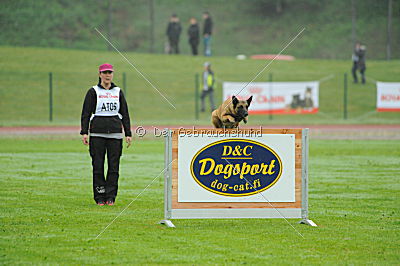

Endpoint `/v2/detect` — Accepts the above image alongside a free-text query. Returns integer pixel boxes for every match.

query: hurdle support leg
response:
[299,219,317,227]
[159,219,176,228]
[300,129,317,227]
[160,129,175,228]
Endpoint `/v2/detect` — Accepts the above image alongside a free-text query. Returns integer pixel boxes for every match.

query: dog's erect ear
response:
[247,96,253,107]
[232,95,239,107]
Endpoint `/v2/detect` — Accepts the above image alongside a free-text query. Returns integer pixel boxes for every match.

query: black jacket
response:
[166,22,182,41]
[188,24,200,44]
[354,48,366,67]
[203,17,213,35]
[80,82,132,136]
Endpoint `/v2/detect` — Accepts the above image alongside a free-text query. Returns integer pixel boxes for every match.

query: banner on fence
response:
[376,82,400,112]
[223,81,319,114]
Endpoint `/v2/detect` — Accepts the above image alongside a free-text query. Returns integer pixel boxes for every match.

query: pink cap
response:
[99,63,114,72]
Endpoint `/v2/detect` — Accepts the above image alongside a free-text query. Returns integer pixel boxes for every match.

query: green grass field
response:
[1,136,399,264]
[1,46,400,126]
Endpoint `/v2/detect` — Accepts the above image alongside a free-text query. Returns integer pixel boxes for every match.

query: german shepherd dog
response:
[212,96,253,128]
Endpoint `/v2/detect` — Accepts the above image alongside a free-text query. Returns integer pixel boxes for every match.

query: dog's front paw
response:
[224,117,235,123]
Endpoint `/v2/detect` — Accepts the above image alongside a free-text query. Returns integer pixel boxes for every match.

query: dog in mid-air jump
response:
[212,95,253,128]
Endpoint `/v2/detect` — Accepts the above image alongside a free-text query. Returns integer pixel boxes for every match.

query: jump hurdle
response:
[160,128,316,228]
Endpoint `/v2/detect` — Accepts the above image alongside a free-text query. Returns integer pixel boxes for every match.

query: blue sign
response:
[190,139,282,197]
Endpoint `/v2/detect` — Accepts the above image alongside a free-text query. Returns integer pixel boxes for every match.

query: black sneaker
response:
[106,199,115,206]
[97,200,106,206]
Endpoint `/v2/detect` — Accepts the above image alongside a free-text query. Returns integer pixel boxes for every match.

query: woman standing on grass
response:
[80,63,132,206]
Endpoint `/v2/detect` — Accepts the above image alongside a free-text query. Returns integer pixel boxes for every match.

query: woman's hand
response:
[126,136,132,148]
[82,134,89,145]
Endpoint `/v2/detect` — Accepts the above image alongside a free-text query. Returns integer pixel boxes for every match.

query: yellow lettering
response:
[214,164,224,175]
[234,164,241,175]
[261,163,269,175]
[232,145,242,156]
[240,162,251,179]
[223,164,233,179]
[222,146,232,156]
[250,164,260,175]
[199,158,215,175]
[267,160,276,175]
[243,146,253,156]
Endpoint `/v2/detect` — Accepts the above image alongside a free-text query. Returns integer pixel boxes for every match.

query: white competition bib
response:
[91,85,121,119]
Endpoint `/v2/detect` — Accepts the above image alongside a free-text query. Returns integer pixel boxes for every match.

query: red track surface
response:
[1,125,399,139]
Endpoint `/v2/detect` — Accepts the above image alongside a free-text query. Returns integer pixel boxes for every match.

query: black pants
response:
[352,62,366,84]
[190,42,198,55]
[169,39,179,54]
[89,137,122,203]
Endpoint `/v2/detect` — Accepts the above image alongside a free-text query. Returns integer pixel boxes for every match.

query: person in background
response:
[201,62,215,112]
[166,14,182,54]
[202,11,213,56]
[352,42,367,84]
[188,17,200,56]
[80,63,132,206]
